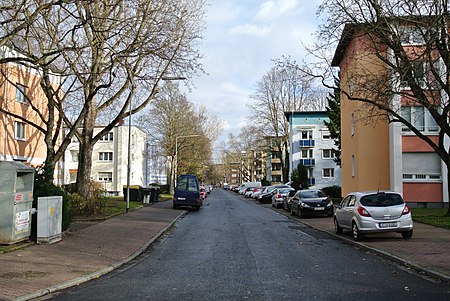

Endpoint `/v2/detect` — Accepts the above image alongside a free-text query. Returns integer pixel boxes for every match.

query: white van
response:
[238,182,262,194]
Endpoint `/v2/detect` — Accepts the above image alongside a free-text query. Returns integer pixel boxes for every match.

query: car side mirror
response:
[335,204,341,209]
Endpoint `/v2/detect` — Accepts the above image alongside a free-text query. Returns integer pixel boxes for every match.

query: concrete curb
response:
[14,210,187,301]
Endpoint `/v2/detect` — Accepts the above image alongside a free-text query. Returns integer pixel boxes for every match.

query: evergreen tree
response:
[324,78,341,166]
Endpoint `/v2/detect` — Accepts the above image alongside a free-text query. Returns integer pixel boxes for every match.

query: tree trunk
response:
[281,139,290,183]
[76,108,96,197]
[447,163,450,217]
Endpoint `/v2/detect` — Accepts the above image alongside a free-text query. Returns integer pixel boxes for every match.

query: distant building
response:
[62,124,147,196]
[285,111,341,189]
[265,137,284,184]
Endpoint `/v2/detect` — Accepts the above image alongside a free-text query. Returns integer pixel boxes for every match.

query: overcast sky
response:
[185,0,324,151]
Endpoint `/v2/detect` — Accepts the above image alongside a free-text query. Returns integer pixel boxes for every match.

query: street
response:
[42,189,450,301]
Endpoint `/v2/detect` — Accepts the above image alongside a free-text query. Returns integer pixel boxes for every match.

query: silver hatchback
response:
[334,191,413,240]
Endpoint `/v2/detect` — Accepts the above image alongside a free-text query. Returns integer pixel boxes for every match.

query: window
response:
[301,149,313,159]
[98,152,113,161]
[301,130,313,140]
[351,113,355,136]
[99,132,114,141]
[399,26,426,45]
[401,106,438,133]
[322,149,335,159]
[70,150,79,162]
[14,121,26,140]
[323,168,335,178]
[322,131,331,140]
[98,172,112,182]
[400,60,425,89]
[16,84,27,103]
[351,155,355,177]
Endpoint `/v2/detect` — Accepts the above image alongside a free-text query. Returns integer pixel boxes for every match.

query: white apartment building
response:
[285,111,341,189]
[61,124,147,196]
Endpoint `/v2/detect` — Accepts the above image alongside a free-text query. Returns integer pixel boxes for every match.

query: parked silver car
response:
[334,191,413,240]
[272,187,295,208]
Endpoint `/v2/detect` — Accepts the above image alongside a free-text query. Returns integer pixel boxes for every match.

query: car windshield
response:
[300,190,325,198]
[279,188,293,194]
[360,193,404,207]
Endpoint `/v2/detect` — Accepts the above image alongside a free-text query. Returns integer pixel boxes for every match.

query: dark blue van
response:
[173,174,202,210]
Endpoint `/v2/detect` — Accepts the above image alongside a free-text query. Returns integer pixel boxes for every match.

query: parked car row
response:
[226,184,414,241]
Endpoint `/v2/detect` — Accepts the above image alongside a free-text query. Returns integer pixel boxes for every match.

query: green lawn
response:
[411,208,450,230]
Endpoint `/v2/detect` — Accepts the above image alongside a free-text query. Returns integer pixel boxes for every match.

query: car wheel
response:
[173,203,177,209]
[352,222,362,241]
[401,230,413,239]
[334,218,343,234]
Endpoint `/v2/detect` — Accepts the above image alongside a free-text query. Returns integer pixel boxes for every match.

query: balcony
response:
[299,139,315,148]
[299,159,315,166]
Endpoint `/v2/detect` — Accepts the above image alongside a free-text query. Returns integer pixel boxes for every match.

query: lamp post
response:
[174,134,200,192]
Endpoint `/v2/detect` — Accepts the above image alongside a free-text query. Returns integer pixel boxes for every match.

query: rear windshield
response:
[300,190,325,198]
[176,176,199,192]
[360,193,404,207]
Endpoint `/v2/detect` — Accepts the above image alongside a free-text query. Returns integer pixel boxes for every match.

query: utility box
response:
[0,161,35,245]
[37,196,62,244]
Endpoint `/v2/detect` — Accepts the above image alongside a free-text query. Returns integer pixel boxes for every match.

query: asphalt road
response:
[43,189,450,301]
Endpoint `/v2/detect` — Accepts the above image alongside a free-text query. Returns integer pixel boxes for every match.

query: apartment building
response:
[332,22,448,207]
[285,111,341,189]
[0,48,60,166]
[265,137,284,184]
[62,124,147,196]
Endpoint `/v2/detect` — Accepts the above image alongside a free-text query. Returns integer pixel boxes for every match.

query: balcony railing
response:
[299,139,315,147]
[299,159,315,166]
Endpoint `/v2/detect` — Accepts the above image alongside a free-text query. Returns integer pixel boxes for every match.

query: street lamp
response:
[173,134,200,192]
[126,76,186,212]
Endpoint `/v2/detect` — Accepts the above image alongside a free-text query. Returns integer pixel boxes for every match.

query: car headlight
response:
[300,202,310,208]
[327,200,333,207]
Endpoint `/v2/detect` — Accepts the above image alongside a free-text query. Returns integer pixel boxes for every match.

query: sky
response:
[185,0,324,151]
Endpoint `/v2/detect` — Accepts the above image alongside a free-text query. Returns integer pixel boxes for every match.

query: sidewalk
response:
[1,199,449,301]
[0,201,184,301]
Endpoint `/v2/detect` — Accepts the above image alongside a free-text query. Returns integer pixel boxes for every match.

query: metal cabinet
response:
[0,161,35,245]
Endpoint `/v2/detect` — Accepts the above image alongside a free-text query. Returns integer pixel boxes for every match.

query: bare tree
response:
[316,0,450,214]
[1,1,206,196]
[248,56,322,182]
[138,82,222,193]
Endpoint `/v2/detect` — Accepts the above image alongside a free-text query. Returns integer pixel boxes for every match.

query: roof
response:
[331,23,361,67]
[284,111,329,120]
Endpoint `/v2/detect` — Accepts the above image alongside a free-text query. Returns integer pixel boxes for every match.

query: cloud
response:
[256,0,300,20]
[230,24,273,36]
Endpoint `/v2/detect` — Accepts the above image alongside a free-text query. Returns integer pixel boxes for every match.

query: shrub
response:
[69,181,107,216]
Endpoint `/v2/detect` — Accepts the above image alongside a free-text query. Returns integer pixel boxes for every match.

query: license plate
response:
[314,207,325,211]
[379,222,397,228]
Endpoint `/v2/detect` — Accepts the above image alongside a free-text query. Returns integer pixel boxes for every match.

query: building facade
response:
[0,48,61,167]
[265,137,284,184]
[332,23,448,207]
[62,125,147,196]
[285,111,341,189]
